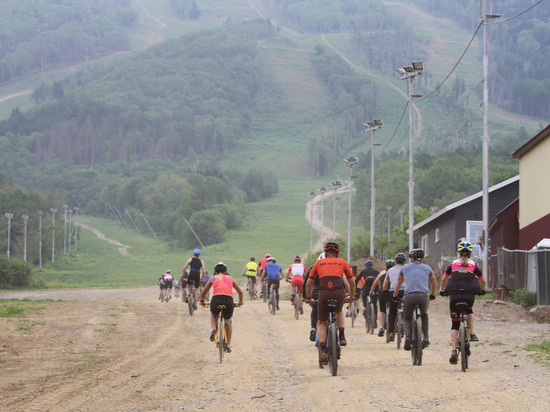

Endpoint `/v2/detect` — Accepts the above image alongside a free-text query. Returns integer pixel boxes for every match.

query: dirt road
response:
[0,286,548,412]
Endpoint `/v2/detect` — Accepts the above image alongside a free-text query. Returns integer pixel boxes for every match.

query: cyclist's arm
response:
[393,275,404,297]
[200,279,213,302]
[286,267,291,281]
[382,277,390,292]
[242,266,247,276]
[440,273,449,292]
[479,274,487,291]
[232,280,244,305]
[370,270,385,292]
[181,259,190,275]
[304,277,314,299]
[429,273,437,295]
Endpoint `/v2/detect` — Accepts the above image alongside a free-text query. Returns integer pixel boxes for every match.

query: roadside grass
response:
[523,340,550,364]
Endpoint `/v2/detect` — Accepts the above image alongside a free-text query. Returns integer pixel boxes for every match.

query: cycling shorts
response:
[317,288,346,322]
[291,276,304,292]
[188,271,201,288]
[160,280,172,289]
[210,295,235,320]
[246,275,257,284]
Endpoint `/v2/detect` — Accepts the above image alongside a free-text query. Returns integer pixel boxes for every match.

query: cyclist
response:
[440,241,486,365]
[355,260,379,322]
[286,255,307,314]
[303,253,323,342]
[393,249,437,351]
[304,241,355,362]
[383,252,407,341]
[202,270,211,302]
[174,277,180,298]
[182,249,206,309]
[200,262,244,353]
[157,270,173,300]
[179,270,189,302]
[242,257,259,298]
[257,253,272,298]
[261,256,283,310]
[370,259,395,336]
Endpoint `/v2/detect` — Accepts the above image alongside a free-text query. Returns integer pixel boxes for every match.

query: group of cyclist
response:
[157,238,485,366]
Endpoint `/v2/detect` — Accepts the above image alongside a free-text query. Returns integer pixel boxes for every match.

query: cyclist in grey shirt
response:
[393,249,436,351]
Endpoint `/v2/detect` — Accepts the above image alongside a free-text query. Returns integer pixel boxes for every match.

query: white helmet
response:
[317,252,326,261]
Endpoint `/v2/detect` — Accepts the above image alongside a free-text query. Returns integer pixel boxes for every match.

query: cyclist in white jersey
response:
[286,255,307,314]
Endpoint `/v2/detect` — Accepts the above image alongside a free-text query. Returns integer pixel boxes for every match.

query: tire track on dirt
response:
[78,223,132,256]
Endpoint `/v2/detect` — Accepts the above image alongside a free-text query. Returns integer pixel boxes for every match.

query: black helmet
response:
[324,241,340,253]
[214,262,227,273]
[409,249,425,260]
[395,252,406,264]
[385,259,395,268]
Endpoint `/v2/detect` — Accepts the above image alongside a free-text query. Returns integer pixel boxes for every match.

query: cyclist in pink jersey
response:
[200,262,244,353]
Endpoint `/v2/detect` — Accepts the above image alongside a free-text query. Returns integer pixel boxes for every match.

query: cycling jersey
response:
[308,257,353,291]
[444,258,483,296]
[356,267,379,292]
[212,274,233,297]
[264,262,282,280]
[244,261,259,276]
[288,263,307,278]
[386,265,405,291]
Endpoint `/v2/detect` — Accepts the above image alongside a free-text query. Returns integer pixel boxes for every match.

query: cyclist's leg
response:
[274,280,280,305]
[417,294,430,342]
[378,293,387,332]
[402,295,414,339]
[388,296,398,334]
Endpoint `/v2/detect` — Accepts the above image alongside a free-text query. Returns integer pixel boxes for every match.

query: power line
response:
[382,102,409,150]
[489,0,545,25]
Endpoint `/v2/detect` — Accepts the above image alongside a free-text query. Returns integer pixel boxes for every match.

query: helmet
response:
[395,252,406,264]
[385,259,395,268]
[265,253,272,258]
[193,249,201,256]
[214,262,227,273]
[267,257,276,262]
[250,257,255,261]
[294,255,301,262]
[364,260,373,268]
[166,269,171,273]
[317,252,326,261]
[457,241,473,256]
[409,249,425,260]
[324,241,340,253]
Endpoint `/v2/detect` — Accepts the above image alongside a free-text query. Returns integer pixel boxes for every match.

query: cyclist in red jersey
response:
[304,241,355,362]
[200,262,244,353]
[257,253,271,298]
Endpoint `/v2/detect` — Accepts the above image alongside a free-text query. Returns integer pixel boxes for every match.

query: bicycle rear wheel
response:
[218,318,225,364]
[367,303,376,334]
[248,278,255,300]
[188,288,195,316]
[459,322,468,372]
[327,323,338,376]
[396,311,403,350]
[262,282,267,302]
[350,301,356,328]
[294,288,300,320]
[413,317,423,365]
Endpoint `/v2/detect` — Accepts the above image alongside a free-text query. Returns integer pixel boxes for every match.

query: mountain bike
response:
[262,279,268,303]
[364,294,376,334]
[174,282,180,298]
[318,298,340,376]
[349,299,357,328]
[396,299,404,350]
[292,285,301,320]
[455,301,472,372]
[188,285,196,316]
[247,277,256,300]
[159,287,171,303]
[268,283,276,315]
[411,304,423,366]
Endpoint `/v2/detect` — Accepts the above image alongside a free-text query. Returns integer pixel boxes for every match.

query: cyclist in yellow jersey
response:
[200,262,244,353]
[242,257,259,298]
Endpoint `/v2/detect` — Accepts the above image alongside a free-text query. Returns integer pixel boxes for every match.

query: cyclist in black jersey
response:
[182,249,206,310]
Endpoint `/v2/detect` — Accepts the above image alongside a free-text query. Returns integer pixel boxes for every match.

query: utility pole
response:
[387,205,393,240]
[363,120,383,257]
[319,186,327,245]
[308,191,316,252]
[22,215,29,261]
[73,207,79,252]
[344,156,358,262]
[50,208,57,262]
[38,210,43,269]
[330,181,342,240]
[63,204,68,254]
[5,213,13,259]
[396,62,423,251]
[68,208,73,252]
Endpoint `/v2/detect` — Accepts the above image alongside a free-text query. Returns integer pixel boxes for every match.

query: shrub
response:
[0,257,32,289]
[509,288,537,307]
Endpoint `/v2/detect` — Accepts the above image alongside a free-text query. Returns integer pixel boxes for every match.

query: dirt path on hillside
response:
[0,286,548,411]
[78,223,132,256]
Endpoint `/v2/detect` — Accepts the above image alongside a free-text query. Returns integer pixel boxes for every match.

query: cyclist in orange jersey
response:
[304,241,355,362]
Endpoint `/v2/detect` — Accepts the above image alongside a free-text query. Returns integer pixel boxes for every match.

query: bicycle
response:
[188,285,196,316]
[410,304,423,366]
[268,283,276,315]
[262,279,268,303]
[174,283,180,298]
[386,298,403,348]
[455,301,471,372]
[292,285,301,320]
[364,294,376,334]
[317,298,340,376]
[349,299,357,328]
[203,303,235,364]
[247,277,256,300]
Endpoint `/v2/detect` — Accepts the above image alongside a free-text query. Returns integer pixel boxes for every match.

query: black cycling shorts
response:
[188,271,201,288]
[210,295,235,319]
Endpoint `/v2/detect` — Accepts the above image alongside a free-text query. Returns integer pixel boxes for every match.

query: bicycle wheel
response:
[413,317,423,366]
[218,318,225,364]
[188,288,195,316]
[368,303,376,334]
[294,287,300,320]
[317,335,324,369]
[350,301,356,328]
[327,323,338,376]
[459,322,468,372]
[271,285,276,315]
[396,311,403,350]
[262,282,267,302]
[248,278,255,300]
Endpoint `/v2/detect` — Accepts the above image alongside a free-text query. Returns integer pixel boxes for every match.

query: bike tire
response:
[218,318,225,364]
[271,285,276,315]
[368,303,376,334]
[249,279,255,300]
[459,322,468,372]
[188,288,195,316]
[262,282,267,302]
[328,323,338,376]
[414,317,423,366]
[350,301,356,328]
[294,291,299,320]
[396,312,403,350]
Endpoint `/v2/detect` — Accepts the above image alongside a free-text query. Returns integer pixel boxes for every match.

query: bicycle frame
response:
[455,302,471,372]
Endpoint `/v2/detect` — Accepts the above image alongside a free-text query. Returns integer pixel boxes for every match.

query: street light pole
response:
[68,208,73,252]
[387,205,393,240]
[330,181,342,240]
[74,207,79,252]
[344,156,358,262]
[50,208,57,262]
[399,208,405,230]
[63,204,68,255]
[5,213,13,259]
[481,1,501,280]
[363,120,383,257]
[319,186,327,245]
[22,215,29,261]
[308,191,316,252]
[38,210,43,269]
[396,62,423,251]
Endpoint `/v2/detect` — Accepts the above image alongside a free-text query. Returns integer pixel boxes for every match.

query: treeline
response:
[271,0,394,33]
[0,23,276,166]
[169,0,201,20]
[414,0,550,118]
[0,0,136,83]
